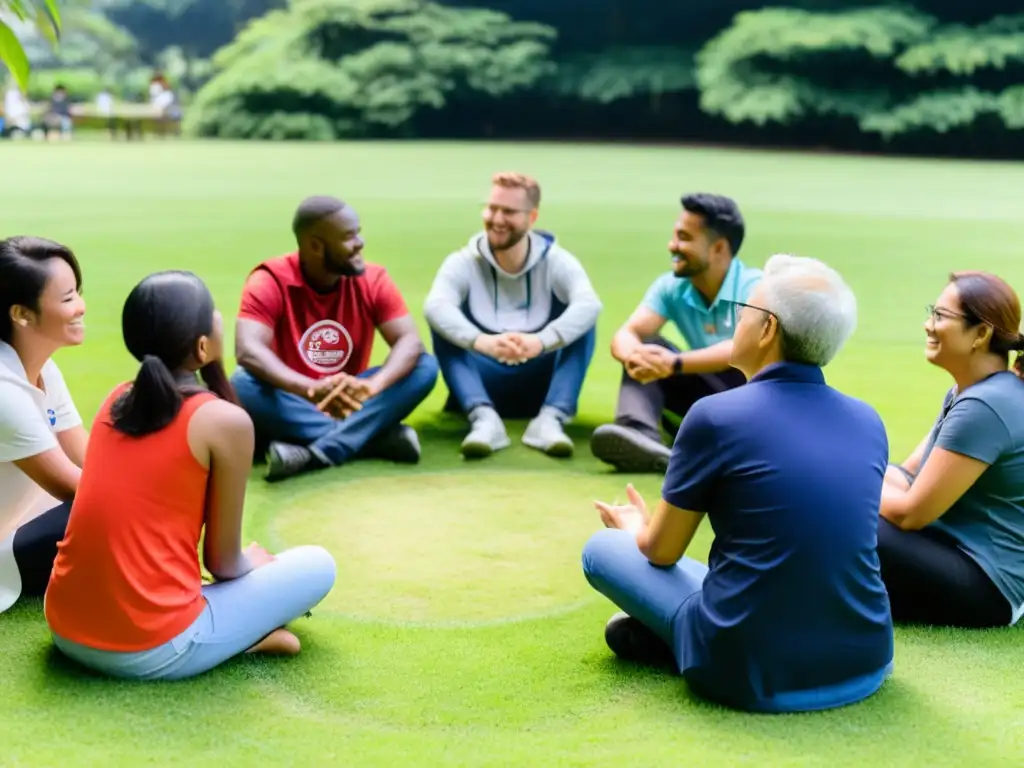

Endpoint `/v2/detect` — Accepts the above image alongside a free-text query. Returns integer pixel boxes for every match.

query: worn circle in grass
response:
[268,470,662,625]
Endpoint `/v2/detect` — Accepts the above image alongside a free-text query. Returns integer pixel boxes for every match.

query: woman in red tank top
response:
[44,270,336,681]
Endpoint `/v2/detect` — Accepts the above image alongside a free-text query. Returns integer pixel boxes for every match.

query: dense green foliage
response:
[696,7,1024,139]
[183,0,556,140]
[7,1,1024,156]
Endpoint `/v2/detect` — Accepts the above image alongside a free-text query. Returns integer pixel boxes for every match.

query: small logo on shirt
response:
[47,409,56,426]
[298,320,353,374]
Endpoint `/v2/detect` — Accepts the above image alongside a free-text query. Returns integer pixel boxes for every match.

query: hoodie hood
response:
[470,229,557,276]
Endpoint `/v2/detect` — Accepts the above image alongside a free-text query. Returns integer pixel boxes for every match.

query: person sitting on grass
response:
[423,172,602,459]
[231,195,438,482]
[879,271,1024,629]
[0,236,88,615]
[590,193,762,474]
[44,271,336,681]
[582,254,894,714]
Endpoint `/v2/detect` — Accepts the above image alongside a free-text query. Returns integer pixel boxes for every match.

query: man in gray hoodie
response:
[424,172,602,459]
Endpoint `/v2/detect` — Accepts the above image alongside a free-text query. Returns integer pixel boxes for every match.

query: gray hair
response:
[758,253,857,367]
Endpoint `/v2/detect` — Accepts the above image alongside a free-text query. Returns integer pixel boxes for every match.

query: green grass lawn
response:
[1,139,1023,766]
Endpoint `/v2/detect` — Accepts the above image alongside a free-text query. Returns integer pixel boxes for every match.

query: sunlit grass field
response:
[1,139,1022,766]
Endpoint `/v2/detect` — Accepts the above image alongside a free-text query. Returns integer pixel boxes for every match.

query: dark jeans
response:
[432,327,596,419]
[2,501,72,605]
[614,337,747,443]
[230,353,439,466]
[877,517,1010,628]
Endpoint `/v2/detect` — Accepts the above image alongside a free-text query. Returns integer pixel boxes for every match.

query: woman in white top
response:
[0,236,88,614]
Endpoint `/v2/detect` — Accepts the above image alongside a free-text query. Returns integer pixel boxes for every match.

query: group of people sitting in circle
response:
[1,171,1022,713]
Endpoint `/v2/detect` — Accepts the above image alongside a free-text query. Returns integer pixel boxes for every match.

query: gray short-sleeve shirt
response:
[922,371,1024,623]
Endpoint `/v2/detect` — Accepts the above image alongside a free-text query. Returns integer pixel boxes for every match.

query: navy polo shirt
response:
[663,362,894,712]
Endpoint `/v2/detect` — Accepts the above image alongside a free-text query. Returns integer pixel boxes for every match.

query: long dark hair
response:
[0,236,83,344]
[950,271,1024,380]
[111,271,238,437]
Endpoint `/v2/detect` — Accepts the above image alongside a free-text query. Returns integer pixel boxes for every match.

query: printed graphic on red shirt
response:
[297,319,354,374]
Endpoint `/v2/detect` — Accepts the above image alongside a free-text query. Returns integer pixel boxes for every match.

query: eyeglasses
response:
[925,304,968,324]
[725,300,782,329]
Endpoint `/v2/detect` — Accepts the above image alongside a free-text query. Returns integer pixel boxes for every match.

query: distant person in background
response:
[423,172,602,459]
[232,195,438,482]
[583,254,894,713]
[45,271,336,680]
[590,193,762,473]
[43,84,72,141]
[0,236,87,615]
[879,271,1024,629]
[2,85,32,138]
[95,88,116,140]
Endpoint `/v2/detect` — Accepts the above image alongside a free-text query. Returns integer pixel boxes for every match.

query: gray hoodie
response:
[424,229,602,351]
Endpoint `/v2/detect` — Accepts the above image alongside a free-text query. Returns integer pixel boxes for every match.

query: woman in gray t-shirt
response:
[879,271,1024,628]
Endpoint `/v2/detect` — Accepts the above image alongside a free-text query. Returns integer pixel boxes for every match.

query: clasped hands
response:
[624,344,679,384]
[306,373,378,419]
[473,332,544,365]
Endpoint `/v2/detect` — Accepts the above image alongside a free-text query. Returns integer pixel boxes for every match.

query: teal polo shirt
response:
[641,258,763,350]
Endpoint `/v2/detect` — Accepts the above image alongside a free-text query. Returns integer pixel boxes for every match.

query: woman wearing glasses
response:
[880,271,1024,628]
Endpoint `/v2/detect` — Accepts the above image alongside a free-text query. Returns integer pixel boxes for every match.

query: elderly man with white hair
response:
[581,254,895,714]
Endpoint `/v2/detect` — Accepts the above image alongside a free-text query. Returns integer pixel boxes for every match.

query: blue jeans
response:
[231,353,438,465]
[431,327,596,419]
[582,529,893,713]
[49,545,336,681]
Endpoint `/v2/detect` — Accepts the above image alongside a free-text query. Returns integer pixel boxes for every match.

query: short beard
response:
[489,228,527,252]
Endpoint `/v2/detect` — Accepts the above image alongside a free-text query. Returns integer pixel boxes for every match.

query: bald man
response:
[230,195,438,481]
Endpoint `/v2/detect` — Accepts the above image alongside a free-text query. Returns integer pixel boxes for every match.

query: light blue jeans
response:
[50,546,336,681]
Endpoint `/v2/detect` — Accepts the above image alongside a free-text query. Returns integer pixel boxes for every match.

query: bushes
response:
[695,6,1024,141]
[184,0,556,140]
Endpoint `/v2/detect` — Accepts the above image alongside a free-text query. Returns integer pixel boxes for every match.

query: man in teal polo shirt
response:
[591,193,762,472]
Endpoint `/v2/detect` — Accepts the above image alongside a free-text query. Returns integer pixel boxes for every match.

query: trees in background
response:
[4,0,1023,157]
[184,0,556,140]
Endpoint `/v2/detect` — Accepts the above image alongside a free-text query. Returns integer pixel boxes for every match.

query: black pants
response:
[5,501,72,601]
[613,337,747,443]
[877,517,1010,628]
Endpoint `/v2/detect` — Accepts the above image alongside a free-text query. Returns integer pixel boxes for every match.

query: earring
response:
[18,319,28,327]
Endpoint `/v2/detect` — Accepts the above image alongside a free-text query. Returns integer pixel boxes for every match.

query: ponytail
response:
[199,360,240,406]
[110,355,184,437]
[1015,334,1024,381]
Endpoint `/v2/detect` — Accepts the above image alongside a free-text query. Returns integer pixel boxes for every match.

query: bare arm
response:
[880,447,988,531]
[56,425,89,469]
[366,314,425,395]
[611,306,734,376]
[610,306,667,362]
[235,319,317,397]
[637,499,706,566]
[195,401,258,581]
[899,433,931,476]
[13,448,80,502]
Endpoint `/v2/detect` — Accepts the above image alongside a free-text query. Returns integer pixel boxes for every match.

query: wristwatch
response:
[672,356,683,376]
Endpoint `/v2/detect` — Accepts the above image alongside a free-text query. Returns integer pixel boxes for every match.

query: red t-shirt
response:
[237,252,409,379]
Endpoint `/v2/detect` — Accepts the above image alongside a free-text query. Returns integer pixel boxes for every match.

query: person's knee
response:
[581,528,634,580]
[283,544,337,600]
[404,352,440,400]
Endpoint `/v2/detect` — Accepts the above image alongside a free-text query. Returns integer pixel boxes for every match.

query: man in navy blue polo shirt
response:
[590,193,762,473]
[581,253,894,713]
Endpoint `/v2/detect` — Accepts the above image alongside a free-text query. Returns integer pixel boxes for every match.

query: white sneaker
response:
[461,406,511,459]
[522,406,574,458]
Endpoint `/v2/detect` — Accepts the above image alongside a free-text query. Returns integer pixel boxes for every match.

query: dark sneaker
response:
[364,424,421,464]
[604,612,676,669]
[590,424,671,473]
[265,442,319,482]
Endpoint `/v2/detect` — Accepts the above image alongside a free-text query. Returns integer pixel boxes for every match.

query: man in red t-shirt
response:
[231,195,438,481]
